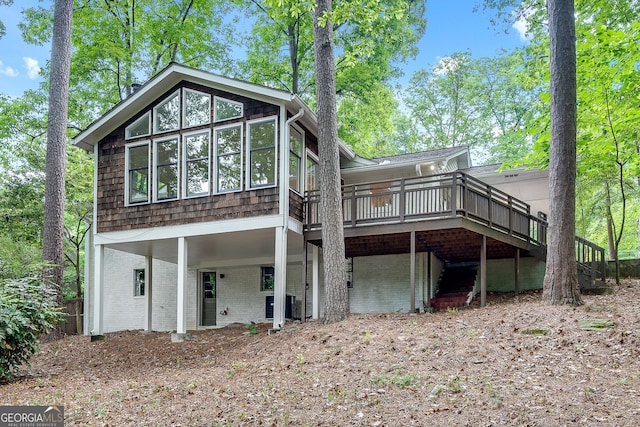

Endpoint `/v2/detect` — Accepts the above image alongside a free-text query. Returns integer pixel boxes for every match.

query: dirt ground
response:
[2,280,640,426]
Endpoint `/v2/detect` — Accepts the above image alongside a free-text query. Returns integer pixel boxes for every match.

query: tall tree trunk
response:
[605,182,620,284]
[542,0,583,305]
[312,0,348,323]
[43,0,73,339]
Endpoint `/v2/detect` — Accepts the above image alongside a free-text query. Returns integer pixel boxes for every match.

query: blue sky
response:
[0,1,526,98]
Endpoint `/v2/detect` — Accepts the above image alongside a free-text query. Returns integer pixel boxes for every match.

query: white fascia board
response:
[443,147,472,168]
[93,214,284,245]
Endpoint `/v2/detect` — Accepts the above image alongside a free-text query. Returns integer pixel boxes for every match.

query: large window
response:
[289,125,303,193]
[153,90,180,133]
[121,90,290,205]
[183,130,210,197]
[215,124,242,192]
[183,89,211,128]
[154,137,179,201]
[125,142,150,205]
[247,117,277,188]
[306,152,319,192]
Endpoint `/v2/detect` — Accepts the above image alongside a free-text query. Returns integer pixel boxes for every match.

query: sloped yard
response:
[2,280,640,426]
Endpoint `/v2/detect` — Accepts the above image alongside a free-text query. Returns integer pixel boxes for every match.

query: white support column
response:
[144,256,153,332]
[301,239,308,322]
[480,235,487,307]
[410,230,416,313]
[176,237,188,335]
[312,245,320,319]
[92,243,104,337]
[273,226,287,329]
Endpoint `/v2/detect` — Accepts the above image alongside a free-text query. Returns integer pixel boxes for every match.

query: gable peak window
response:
[214,96,243,122]
[153,90,180,133]
[183,88,211,128]
[125,112,151,140]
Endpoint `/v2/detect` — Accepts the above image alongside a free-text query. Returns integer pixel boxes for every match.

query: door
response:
[202,272,216,326]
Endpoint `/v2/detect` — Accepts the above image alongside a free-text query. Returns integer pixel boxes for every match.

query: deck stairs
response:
[430,265,478,311]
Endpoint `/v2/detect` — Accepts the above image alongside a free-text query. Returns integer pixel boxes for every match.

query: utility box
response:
[265,295,295,319]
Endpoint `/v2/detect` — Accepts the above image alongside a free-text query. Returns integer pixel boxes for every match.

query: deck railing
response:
[304,170,606,282]
[529,216,606,281]
[305,171,532,243]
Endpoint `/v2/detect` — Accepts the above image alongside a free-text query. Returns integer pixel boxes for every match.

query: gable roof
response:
[72,62,355,159]
[341,146,471,171]
[372,146,471,166]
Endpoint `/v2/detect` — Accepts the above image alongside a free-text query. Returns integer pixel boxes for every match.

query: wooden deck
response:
[304,172,542,262]
[304,171,605,280]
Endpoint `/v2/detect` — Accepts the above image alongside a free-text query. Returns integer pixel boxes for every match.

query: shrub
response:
[0,275,64,380]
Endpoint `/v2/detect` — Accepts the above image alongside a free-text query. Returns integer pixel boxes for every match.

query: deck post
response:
[92,243,104,337]
[301,238,308,322]
[426,252,432,309]
[144,255,153,331]
[450,172,457,217]
[410,230,416,313]
[176,237,188,336]
[514,248,520,295]
[480,235,487,307]
[273,226,287,330]
[312,245,320,319]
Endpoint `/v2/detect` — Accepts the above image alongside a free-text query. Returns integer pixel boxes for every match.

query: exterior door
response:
[202,272,216,326]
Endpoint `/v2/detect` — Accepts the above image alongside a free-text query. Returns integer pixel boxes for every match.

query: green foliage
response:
[405,49,542,165]
[0,272,65,379]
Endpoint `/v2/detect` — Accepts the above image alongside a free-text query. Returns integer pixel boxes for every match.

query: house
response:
[73,63,603,339]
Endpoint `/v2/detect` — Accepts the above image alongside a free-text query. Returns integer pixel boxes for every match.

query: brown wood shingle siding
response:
[96,81,282,234]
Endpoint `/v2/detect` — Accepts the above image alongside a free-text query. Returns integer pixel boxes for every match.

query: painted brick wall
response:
[88,249,197,333]
[486,257,545,292]
[213,262,306,326]
[349,254,413,313]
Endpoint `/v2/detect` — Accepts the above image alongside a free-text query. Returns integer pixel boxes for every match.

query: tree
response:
[542,0,582,305]
[405,50,541,164]
[313,0,348,323]
[238,0,425,155]
[0,0,12,39]
[42,0,73,338]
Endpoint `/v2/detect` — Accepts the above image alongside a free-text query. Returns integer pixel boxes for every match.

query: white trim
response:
[124,140,151,207]
[312,245,319,320]
[182,88,211,129]
[213,96,243,123]
[177,237,188,334]
[94,215,284,245]
[143,256,153,332]
[152,135,181,202]
[92,244,104,335]
[213,122,244,194]
[153,89,181,134]
[246,116,278,190]
[182,129,211,199]
[125,111,151,140]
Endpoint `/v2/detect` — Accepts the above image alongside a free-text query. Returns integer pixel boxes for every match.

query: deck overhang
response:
[306,216,533,262]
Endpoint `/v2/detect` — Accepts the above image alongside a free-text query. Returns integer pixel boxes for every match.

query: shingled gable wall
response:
[95,81,315,234]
